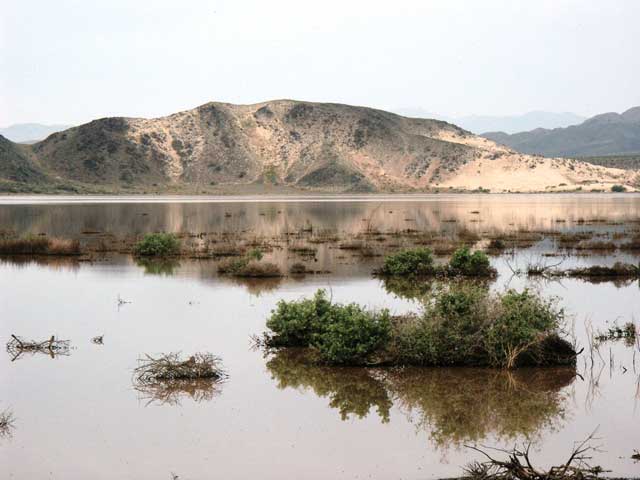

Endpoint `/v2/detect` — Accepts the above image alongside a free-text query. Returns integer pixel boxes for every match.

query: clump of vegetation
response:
[377,247,434,276]
[447,247,494,276]
[564,262,639,278]
[394,285,571,368]
[595,321,637,345]
[133,233,180,257]
[261,286,574,368]
[0,236,80,255]
[263,290,391,364]
[611,184,627,192]
[377,247,495,278]
[132,352,227,406]
[289,262,309,275]
[217,248,283,277]
[487,238,506,251]
[133,352,226,383]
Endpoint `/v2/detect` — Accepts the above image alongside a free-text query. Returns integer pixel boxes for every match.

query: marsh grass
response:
[0,236,80,255]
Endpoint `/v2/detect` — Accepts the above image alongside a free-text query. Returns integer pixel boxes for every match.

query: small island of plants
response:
[376,247,496,277]
[259,285,576,368]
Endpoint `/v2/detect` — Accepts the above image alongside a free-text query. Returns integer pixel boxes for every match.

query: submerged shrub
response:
[378,248,435,276]
[447,247,494,276]
[265,289,391,364]
[134,233,180,257]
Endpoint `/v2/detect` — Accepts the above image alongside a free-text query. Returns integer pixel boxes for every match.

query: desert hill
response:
[1,100,638,193]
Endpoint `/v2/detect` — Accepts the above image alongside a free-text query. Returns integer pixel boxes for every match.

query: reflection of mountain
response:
[267,350,574,448]
[2,199,640,242]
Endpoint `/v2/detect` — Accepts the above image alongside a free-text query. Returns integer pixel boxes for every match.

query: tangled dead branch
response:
[132,352,227,406]
[6,334,71,361]
[464,432,606,480]
[0,409,15,439]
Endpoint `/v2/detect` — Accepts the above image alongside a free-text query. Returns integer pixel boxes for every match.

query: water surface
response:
[1,195,639,479]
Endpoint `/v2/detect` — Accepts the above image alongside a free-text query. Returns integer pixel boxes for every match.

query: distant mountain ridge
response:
[0,123,73,143]
[393,109,585,134]
[0,100,637,194]
[482,107,640,157]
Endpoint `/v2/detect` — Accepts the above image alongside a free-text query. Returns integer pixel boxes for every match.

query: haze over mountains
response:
[393,109,586,134]
[0,123,73,144]
[0,100,637,194]
[483,107,640,157]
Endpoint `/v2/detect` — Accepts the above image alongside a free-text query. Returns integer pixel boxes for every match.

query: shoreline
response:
[1,191,639,205]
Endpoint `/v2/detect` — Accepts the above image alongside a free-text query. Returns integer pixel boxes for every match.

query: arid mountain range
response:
[483,107,640,157]
[1,100,638,194]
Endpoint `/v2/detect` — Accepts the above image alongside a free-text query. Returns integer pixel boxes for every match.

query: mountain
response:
[394,109,585,134]
[0,123,74,144]
[482,107,640,157]
[0,100,637,194]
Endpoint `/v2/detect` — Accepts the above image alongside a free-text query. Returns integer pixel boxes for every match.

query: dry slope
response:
[1,100,638,193]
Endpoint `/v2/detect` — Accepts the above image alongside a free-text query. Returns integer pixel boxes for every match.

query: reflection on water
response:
[133,377,225,407]
[1,196,640,479]
[135,257,182,276]
[1,194,639,239]
[267,349,574,448]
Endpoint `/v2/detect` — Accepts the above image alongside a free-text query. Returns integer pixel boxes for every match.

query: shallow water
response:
[1,195,639,479]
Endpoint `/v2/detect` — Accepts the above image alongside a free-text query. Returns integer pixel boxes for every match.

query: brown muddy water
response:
[1,194,639,479]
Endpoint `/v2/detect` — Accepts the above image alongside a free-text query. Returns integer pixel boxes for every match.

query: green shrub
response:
[265,290,391,364]
[263,286,573,368]
[378,248,434,276]
[447,247,494,276]
[611,184,626,192]
[266,290,332,346]
[316,304,391,363]
[484,289,563,368]
[247,248,263,261]
[395,285,567,368]
[134,233,180,257]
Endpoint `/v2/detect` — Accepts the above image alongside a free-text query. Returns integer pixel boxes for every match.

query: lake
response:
[1,194,639,479]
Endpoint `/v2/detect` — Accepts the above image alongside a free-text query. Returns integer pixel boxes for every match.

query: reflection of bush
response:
[133,378,224,406]
[266,350,392,422]
[266,350,574,448]
[386,367,573,447]
[380,276,435,301]
[136,257,181,275]
[381,277,493,302]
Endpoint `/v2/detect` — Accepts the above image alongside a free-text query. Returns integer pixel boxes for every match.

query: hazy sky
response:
[1,0,639,126]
